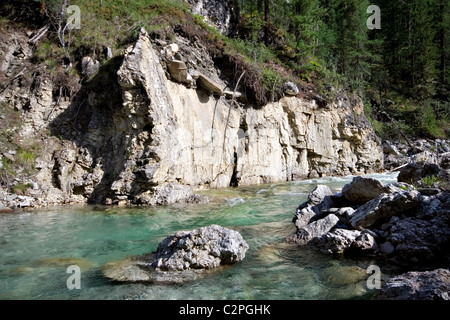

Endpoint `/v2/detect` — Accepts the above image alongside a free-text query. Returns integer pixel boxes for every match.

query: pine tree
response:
[318,0,372,89]
[437,0,450,90]
[287,0,324,61]
[409,0,439,97]
[370,0,449,100]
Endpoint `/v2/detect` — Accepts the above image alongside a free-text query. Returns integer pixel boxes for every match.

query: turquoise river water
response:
[0,172,403,300]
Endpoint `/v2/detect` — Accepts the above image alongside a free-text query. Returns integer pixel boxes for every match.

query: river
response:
[0,172,403,300]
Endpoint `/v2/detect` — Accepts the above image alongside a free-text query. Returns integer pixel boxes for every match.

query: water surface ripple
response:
[0,173,400,300]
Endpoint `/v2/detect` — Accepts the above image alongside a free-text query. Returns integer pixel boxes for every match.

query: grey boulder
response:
[349,190,421,230]
[289,214,339,245]
[342,176,400,204]
[103,224,248,284]
[293,185,334,229]
[153,224,248,271]
[311,228,378,255]
[376,269,450,300]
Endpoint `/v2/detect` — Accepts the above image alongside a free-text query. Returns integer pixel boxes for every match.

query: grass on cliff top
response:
[71,0,189,54]
[27,0,189,69]
[31,0,321,107]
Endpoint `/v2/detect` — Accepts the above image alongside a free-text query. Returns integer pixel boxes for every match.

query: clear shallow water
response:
[0,173,401,300]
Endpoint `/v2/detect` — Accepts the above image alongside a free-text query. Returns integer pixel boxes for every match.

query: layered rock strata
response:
[0,28,383,208]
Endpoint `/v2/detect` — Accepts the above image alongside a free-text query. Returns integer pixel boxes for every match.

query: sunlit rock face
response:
[0,28,383,207]
[109,29,383,204]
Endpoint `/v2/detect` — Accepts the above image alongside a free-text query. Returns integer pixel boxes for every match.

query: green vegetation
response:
[0,100,40,187]
[239,0,449,137]
[11,182,34,195]
[362,0,450,140]
[0,145,39,187]
[28,0,189,61]
[16,145,39,175]
[398,184,412,191]
[72,0,188,52]
[421,175,442,187]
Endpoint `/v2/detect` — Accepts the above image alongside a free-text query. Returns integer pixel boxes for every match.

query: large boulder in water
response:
[289,214,340,245]
[153,224,248,270]
[103,224,248,284]
[292,185,334,229]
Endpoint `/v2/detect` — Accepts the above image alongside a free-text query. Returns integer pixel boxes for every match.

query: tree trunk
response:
[257,0,263,13]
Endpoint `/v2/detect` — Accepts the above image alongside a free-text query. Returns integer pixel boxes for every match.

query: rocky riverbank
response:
[383,138,450,173]
[287,156,450,299]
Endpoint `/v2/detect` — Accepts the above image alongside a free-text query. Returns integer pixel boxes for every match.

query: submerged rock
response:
[320,262,368,286]
[0,202,13,213]
[103,225,248,284]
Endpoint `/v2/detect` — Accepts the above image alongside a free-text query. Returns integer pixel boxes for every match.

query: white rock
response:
[283,82,299,96]
[163,43,179,59]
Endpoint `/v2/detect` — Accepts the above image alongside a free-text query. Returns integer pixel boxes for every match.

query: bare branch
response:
[212,70,246,184]
[28,25,50,45]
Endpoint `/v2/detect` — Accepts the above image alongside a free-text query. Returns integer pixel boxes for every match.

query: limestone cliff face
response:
[0,28,383,208]
[108,28,383,204]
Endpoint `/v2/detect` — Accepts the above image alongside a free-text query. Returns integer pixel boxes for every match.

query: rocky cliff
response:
[0,27,383,209]
[186,0,240,36]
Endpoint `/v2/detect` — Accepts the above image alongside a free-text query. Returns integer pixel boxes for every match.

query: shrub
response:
[421,175,441,187]
[0,158,16,187]
[417,104,446,139]
[262,67,284,102]
[11,183,34,195]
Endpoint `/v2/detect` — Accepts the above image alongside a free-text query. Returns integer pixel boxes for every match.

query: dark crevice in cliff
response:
[229,151,239,187]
